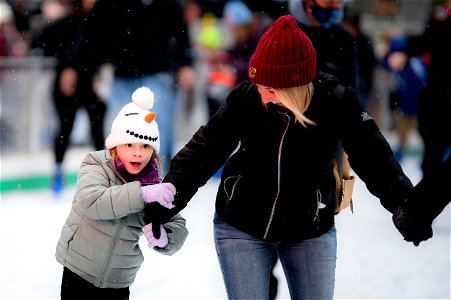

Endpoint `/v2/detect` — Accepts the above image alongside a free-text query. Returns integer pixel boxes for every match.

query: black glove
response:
[392,205,433,246]
[143,202,179,238]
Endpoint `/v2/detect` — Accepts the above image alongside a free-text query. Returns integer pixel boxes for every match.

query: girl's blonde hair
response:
[110,147,163,174]
[273,82,316,127]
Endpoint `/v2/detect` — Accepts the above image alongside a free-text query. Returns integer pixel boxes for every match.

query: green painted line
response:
[0,172,78,194]
[404,147,424,158]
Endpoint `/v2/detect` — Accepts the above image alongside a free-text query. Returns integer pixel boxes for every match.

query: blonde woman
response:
[145,16,419,299]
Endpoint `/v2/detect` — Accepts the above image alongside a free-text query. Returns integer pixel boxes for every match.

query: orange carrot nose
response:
[145,112,156,123]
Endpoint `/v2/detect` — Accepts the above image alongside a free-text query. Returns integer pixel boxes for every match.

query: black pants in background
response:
[61,267,129,300]
[53,76,106,164]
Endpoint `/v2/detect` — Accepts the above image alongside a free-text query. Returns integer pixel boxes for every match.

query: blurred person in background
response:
[33,0,106,195]
[0,0,28,57]
[244,0,289,20]
[60,0,195,173]
[9,0,32,45]
[204,51,237,118]
[197,11,237,118]
[341,4,378,109]
[403,0,451,177]
[40,0,71,23]
[223,0,266,84]
[193,0,289,19]
[383,35,428,163]
[288,0,356,88]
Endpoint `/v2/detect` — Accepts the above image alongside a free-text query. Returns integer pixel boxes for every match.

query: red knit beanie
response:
[249,15,316,88]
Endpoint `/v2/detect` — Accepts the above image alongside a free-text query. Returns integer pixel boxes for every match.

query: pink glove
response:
[142,223,168,248]
[141,183,176,208]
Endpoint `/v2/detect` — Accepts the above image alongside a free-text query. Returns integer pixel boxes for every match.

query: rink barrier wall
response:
[0,172,78,194]
[0,147,91,194]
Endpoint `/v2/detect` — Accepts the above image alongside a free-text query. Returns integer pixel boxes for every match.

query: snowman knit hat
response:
[105,87,160,152]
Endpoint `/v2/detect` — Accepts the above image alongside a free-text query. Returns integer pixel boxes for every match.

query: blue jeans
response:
[107,73,175,171]
[213,214,337,300]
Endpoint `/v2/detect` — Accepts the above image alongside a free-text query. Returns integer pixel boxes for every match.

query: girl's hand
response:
[142,223,168,248]
[141,183,176,208]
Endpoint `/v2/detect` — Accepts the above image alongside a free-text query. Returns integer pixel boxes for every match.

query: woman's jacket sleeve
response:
[336,85,413,213]
[164,82,254,209]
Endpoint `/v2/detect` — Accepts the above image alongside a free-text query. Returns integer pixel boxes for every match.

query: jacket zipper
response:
[98,218,126,286]
[263,112,291,239]
[313,189,323,222]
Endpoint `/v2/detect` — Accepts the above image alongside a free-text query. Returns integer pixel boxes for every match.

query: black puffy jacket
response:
[165,72,412,241]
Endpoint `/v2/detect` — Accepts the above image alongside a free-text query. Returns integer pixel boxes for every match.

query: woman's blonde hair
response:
[110,147,163,174]
[274,82,316,127]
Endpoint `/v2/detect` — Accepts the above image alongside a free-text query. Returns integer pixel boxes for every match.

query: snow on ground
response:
[1,157,450,300]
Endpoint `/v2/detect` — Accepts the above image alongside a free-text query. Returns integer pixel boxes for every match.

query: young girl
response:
[55,87,188,300]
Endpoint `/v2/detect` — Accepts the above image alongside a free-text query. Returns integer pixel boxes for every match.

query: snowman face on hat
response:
[105,87,160,152]
[122,109,158,145]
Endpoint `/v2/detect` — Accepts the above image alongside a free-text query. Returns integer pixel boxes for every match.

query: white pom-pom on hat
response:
[132,86,154,110]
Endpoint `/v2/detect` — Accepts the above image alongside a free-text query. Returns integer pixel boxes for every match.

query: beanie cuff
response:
[249,54,316,88]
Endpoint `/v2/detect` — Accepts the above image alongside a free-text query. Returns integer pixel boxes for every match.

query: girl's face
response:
[257,85,285,108]
[116,143,154,175]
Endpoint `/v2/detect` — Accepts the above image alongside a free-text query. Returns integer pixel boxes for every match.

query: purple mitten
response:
[141,183,176,208]
[142,223,169,248]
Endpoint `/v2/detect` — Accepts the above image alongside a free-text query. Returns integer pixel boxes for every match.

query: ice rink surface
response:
[1,157,450,300]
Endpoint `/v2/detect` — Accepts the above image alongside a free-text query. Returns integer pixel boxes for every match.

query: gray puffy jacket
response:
[55,150,188,288]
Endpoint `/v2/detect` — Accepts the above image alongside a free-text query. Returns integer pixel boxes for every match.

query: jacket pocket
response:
[222,175,242,213]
